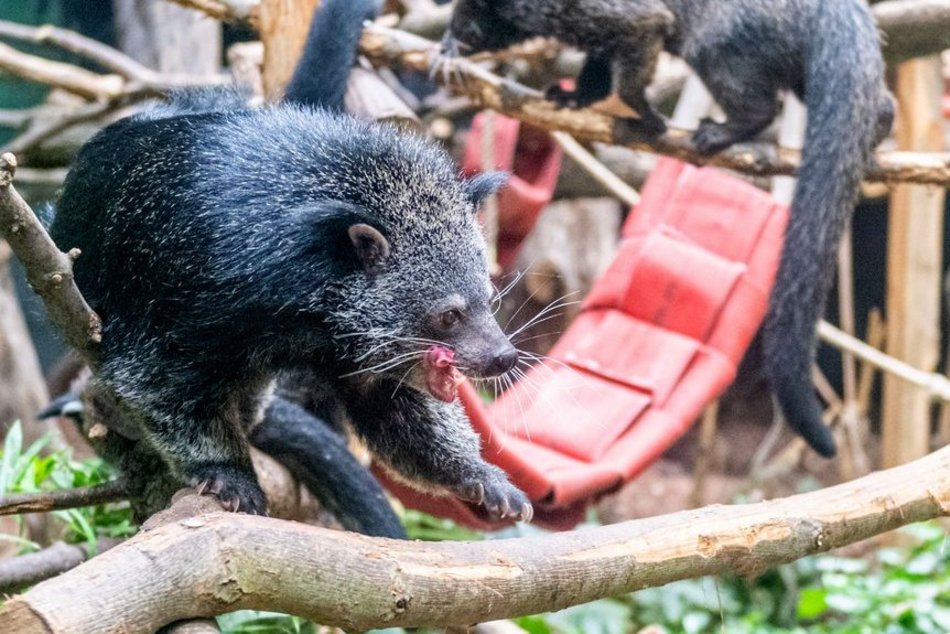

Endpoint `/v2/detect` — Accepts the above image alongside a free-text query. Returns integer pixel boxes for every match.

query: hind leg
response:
[614,39,668,135]
[106,365,268,515]
[693,71,779,155]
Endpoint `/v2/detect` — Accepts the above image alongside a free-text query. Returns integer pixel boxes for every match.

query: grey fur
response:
[49,0,531,520]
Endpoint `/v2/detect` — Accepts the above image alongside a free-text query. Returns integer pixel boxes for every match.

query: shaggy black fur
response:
[49,0,530,522]
[443,0,895,456]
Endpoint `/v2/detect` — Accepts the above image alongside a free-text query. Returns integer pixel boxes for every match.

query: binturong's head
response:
[312,122,517,403]
[440,0,527,58]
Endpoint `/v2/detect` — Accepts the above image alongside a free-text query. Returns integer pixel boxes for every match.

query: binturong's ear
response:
[348,223,391,275]
[465,171,509,208]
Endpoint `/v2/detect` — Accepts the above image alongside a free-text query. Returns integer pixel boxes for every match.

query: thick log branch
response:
[0,480,127,517]
[359,24,950,186]
[0,154,101,361]
[3,444,950,633]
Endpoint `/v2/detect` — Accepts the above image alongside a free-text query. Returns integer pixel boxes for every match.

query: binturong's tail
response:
[762,3,893,458]
[283,0,378,111]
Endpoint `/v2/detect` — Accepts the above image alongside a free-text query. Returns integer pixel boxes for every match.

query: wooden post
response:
[259,0,321,97]
[882,56,947,468]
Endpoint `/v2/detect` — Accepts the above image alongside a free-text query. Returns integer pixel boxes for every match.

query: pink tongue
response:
[425,346,462,403]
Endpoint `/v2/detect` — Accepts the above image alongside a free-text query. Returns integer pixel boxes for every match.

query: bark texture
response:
[3,443,950,633]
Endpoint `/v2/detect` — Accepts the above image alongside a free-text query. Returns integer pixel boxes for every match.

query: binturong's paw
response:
[453,467,533,523]
[190,463,268,515]
[692,117,737,155]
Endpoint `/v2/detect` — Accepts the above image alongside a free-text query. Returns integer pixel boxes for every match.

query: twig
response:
[5,445,950,632]
[0,154,102,361]
[857,310,886,418]
[164,0,260,24]
[550,132,640,206]
[0,20,229,111]
[689,402,719,508]
[818,321,950,402]
[357,24,950,186]
[0,480,127,517]
[0,40,125,100]
[0,538,123,594]
[2,95,138,156]
[0,21,159,81]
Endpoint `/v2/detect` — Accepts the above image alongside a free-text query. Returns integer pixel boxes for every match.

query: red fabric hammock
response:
[382,123,790,529]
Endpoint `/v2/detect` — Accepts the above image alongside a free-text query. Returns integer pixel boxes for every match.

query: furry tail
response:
[763,3,893,457]
[37,391,84,421]
[249,397,406,539]
[283,0,378,110]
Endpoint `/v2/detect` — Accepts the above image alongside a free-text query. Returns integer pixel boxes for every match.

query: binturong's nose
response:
[483,345,519,377]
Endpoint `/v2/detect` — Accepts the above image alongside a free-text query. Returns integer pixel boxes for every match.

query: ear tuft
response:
[348,223,390,275]
[465,171,509,207]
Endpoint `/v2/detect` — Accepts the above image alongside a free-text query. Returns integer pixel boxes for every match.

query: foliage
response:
[0,421,135,552]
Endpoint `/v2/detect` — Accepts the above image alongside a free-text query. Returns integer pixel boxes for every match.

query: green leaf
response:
[0,421,24,495]
[514,615,553,634]
[797,588,829,620]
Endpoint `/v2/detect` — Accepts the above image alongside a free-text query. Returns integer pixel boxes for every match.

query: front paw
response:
[190,463,268,515]
[454,468,533,522]
[693,117,735,155]
[546,85,584,109]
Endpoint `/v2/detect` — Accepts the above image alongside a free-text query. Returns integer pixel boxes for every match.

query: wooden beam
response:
[258,0,320,97]
[882,56,947,467]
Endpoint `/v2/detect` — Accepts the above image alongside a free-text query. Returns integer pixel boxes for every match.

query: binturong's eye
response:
[441,308,463,328]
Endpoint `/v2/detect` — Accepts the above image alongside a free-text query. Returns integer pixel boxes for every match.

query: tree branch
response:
[0,538,123,594]
[358,23,950,186]
[0,40,126,101]
[163,0,260,24]
[2,443,948,633]
[875,0,950,63]
[0,21,163,82]
[0,480,127,517]
[0,154,101,361]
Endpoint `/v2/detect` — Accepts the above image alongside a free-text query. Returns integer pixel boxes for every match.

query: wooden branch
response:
[4,444,950,633]
[0,539,122,594]
[164,0,260,24]
[0,40,125,100]
[875,0,950,64]
[359,24,950,186]
[1,96,134,156]
[0,154,101,361]
[0,480,127,517]
[0,20,159,81]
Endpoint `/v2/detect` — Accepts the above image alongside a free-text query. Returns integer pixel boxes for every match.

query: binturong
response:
[50,0,532,521]
[442,0,895,458]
